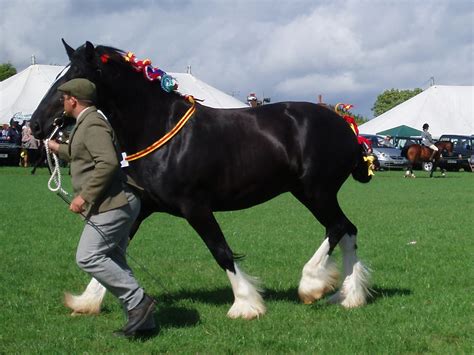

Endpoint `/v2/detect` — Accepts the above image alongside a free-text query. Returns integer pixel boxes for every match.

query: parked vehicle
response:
[360,134,408,170]
[0,137,21,166]
[392,136,422,150]
[437,135,474,172]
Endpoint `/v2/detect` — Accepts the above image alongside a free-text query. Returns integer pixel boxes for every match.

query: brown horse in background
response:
[401,141,454,178]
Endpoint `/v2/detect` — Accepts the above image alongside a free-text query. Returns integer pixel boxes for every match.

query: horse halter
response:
[43,112,75,195]
[47,113,73,143]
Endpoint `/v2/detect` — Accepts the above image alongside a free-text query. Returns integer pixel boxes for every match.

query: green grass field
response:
[1,167,472,353]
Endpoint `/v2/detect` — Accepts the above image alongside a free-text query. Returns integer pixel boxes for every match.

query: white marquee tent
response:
[359,85,474,137]
[0,65,246,125]
[0,65,64,124]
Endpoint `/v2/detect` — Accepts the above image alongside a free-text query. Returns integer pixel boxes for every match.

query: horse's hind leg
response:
[293,189,371,307]
[183,205,265,320]
[293,190,341,304]
[328,234,371,308]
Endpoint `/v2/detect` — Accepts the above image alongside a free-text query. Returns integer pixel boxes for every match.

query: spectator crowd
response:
[1,121,41,167]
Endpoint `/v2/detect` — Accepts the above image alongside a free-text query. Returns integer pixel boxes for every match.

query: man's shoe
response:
[122,294,156,336]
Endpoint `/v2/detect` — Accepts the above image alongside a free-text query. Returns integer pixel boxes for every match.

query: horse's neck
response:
[103,93,181,152]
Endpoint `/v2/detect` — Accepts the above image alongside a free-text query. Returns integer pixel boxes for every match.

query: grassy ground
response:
[0,167,472,353]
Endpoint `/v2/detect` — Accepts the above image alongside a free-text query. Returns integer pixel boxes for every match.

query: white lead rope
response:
[44,126,69,196]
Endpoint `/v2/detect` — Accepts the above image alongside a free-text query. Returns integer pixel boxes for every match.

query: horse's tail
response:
[400,145,409,158]
[352,146,372,183]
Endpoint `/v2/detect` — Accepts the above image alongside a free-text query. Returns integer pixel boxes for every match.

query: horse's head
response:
[30,40,132,139]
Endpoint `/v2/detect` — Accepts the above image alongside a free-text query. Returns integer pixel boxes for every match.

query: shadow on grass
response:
[155,306,200,329]
[143,285,413,335]
[150,286,301,330]
[157,287,234,306]
[155,284,412,309]
[157,286,303,306]
[368,286,412,304]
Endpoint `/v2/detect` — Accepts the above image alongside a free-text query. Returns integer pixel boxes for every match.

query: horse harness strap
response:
[125,96,196,162]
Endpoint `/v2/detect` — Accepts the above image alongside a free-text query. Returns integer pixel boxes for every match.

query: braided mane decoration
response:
[122,51,178,93]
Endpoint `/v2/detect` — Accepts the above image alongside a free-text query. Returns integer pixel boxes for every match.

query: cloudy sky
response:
[1,0,473,118]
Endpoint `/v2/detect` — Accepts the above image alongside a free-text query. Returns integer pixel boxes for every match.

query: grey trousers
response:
[76,189,144,311]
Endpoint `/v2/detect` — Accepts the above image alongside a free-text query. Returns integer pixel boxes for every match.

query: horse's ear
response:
[62,38,75,59]
[85,41,95,62]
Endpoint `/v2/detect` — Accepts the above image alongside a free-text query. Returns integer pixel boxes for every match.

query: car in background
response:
[360,134,408,170]
[0,136,21,166]
[392,136,422,150]
[437,135,474,172]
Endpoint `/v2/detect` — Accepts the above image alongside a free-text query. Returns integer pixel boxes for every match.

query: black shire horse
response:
[31,40,373,319]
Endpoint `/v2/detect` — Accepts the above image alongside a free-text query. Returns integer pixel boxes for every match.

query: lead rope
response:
[45,138,69,196]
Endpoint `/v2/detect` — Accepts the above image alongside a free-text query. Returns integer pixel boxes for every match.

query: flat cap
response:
[58,78,96,101]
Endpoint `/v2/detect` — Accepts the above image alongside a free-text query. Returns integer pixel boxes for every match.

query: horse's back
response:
[194,101,358,175]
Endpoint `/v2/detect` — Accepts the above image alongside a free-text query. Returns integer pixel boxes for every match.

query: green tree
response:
[352,113,368,126]
[372,88,422,117]
[0,63,17,81]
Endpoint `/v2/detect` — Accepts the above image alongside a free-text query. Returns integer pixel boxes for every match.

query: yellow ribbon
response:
[363,155,376,176]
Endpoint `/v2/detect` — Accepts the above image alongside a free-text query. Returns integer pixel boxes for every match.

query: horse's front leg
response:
[183,205,265,320]
[404,162,415,178]
[430,160,436,178]
[64,277,106,315]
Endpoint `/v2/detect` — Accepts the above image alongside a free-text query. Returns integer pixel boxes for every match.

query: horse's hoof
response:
[227,301,266,320]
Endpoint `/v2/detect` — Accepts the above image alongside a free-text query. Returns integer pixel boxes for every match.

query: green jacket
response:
[58,106,140,216]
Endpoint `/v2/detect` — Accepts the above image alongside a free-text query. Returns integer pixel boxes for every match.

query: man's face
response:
[60,94,76,116]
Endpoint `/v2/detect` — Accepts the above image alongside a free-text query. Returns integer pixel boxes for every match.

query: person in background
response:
[21,122,40,167]
[421,123,438,161]
[46,78,156,338]
[1,124,9,139]
[7,122,21,145]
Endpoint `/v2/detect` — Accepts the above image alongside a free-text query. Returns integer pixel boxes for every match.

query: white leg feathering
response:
[226,264,266,320]
[298,238,340,304]
[64,277,107,315]
[329,234,371,308]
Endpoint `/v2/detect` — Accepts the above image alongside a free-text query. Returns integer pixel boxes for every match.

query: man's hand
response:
[70,195,86,214]
[47,140,60,153]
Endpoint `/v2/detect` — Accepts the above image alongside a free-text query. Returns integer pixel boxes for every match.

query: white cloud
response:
[0,0,472,118]
[276,71,370,96]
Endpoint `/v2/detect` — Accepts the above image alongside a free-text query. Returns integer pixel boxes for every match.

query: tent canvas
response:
[359,85,474,137]
[377,125,423,137]
[170,72,246,109]
[1,65,246,125]
[0,65,64,124]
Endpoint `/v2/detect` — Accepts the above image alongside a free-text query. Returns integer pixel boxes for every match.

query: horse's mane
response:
[93,45,183,102]
[95,45,127,64]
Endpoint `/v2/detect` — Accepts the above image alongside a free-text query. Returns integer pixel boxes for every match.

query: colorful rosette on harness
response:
[123,52,178,93]
[160,74,178,93]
